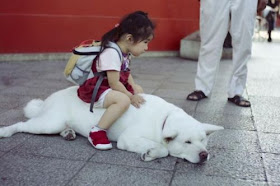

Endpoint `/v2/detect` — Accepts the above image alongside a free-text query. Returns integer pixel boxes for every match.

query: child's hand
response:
[130,94,145,108]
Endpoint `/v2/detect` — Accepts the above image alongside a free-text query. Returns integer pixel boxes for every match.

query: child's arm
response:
[107,71,145,108]
[107,70,133,98]
[127,74,146,108]
[127,74,144,94]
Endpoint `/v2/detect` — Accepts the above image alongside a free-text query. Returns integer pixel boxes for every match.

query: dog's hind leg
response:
[60,128,76,140]
[0,122,23,138]
[0,116,66,138]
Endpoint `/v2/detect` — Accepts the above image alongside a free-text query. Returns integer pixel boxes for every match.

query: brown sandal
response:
[228,95,251,107]
[186,91,207,101]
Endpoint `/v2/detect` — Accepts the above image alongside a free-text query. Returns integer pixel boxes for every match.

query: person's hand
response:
[257,0,268,12]
[130,94,145,108]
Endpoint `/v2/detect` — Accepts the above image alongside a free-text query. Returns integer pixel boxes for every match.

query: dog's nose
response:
[199,151,208,162]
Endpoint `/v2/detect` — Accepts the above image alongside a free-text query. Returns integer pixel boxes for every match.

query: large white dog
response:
[0,86,224,163]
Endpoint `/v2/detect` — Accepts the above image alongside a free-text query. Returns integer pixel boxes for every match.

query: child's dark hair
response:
[100,11,155,50]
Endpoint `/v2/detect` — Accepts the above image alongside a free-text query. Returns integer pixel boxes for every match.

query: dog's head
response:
[162,109,224,164]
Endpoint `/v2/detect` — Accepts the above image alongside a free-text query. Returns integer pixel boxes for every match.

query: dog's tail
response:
[23,99,44,118]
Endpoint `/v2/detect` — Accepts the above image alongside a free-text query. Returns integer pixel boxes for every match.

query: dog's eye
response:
[185,140,191,144]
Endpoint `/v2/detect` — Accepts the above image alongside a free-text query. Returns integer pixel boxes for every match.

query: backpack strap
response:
[89,42,122,113]
[89,71,106,112]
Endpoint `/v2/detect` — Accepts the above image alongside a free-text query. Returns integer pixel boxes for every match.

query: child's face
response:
[129,35,153,56]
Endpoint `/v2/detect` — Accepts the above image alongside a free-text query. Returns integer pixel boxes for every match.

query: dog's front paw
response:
[60,128,76,141]
[141,149,157,161]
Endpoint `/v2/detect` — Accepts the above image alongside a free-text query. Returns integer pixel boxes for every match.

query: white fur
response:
[0,86,224,163]
[24,99,44,118]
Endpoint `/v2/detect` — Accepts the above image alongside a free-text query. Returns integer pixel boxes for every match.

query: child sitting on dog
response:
[78,11,155,150]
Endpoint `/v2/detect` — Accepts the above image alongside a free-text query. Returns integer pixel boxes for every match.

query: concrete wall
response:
[0,0,200,53]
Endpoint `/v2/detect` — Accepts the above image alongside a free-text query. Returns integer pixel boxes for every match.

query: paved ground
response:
[0,41,280,186]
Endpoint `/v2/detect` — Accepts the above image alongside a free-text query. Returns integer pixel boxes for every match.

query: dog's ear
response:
[162,128,178,143]
[162,111,180,143]
[201,123,224,136]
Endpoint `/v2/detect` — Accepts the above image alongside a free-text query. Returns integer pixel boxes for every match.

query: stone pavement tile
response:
[207,129,261,152]
[0,63,42,83]
[258,132,280,154]
[250,96,280,117]
[159,81,194,91]
[90,147,176,171]
[27,60,66,73]
[153,88,190,100]
[0,133,32,152]
[215,71,232,82]
[0,61,33,75]
[0,151,5,158]
[269,183,280,186]
[176,148,265,182]
[0,94,34,114]
[133,78,163,89]
[134,56,185,65]
[132,73,167,81]
[171,172,268,186]
[196,99,252,116]
[0,152,85,186]
[131,62,174,75]
[1,86,58,99]
[0,72,32,89]
[0,86,4,92]
[142,87,157,94]
[211,79,231,91]
[163,97,197,115]
[194,112,255,131]
[37,71,68,81]
[23,79,72,90]
[263,153,280,183]
[0,108,27,126]
[166,73,196,84]
[248,57,280,80]
[251,42,280,59]
[254,115,280,133]
[247,80,280,98]
[131,58,181,75]
[176,60,198,73]
[10,135,96,161]
[68,162,173,186]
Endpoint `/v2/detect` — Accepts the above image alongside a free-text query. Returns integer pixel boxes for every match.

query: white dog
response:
[0,86,224,163]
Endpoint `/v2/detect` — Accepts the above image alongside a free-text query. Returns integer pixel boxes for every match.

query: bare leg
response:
[88,90,130,150]
[97,90,130,129]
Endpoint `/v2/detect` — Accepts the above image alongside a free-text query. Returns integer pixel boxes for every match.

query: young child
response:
[77,11,155,150]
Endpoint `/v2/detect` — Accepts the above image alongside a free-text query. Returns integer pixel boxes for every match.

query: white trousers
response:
[195,0,258,98]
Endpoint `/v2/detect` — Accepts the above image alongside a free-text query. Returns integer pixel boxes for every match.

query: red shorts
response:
[77,71,134,103]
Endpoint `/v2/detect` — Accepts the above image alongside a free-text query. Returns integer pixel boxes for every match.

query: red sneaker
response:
[88,130,112,150]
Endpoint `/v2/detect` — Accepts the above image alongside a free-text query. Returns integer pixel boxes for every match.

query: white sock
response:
[91,126,106,132]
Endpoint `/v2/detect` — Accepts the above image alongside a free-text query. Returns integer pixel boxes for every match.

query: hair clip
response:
[115,23,120,28]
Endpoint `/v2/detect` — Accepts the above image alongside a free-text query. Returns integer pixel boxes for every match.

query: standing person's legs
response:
[187,0,230,101]
[267,12,275,42]
[227,0,258,106]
